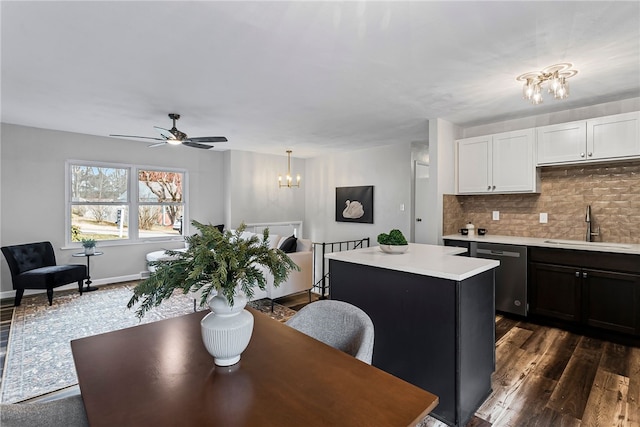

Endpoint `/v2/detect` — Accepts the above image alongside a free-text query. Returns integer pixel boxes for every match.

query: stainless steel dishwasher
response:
[476,242,528,316]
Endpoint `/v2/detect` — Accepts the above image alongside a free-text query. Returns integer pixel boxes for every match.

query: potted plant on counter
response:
[127,221,299,366]
[377,229,409,254]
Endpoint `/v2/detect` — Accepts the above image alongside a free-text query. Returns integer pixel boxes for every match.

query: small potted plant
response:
[127,221,299,366]
[81,238,97,255]
[377,229,409,254]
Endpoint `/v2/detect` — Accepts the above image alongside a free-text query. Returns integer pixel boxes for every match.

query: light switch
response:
[492,211,500,221]
[540,213,548,223]
[400,203,405,212]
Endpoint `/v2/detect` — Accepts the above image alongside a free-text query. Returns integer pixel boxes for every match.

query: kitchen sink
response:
[543,239,632,249]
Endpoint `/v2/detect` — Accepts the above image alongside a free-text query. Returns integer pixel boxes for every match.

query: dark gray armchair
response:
[1,241,87,306]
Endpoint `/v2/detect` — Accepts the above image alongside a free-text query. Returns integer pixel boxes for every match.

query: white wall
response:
[303,143,413,245]
[462,98,640,138]
[0,124,225,295]
[224,150,305,230]
[428,118,459,245]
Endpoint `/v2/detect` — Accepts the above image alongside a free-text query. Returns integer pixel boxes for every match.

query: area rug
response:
[0,283,296,403]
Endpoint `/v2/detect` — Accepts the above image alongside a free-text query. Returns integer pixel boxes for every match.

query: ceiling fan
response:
[110,113,228,149]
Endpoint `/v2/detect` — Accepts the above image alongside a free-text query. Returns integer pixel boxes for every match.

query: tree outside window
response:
[138,170,184,238]
[70,165,129,242]
[68,162,186,244]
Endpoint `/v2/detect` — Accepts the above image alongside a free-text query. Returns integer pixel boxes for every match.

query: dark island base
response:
[330,260,496,427]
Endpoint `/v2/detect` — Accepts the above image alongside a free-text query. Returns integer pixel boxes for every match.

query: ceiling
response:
[2,1,639,158]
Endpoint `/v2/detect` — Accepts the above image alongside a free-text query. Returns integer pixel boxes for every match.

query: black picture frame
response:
[335,186,374,223]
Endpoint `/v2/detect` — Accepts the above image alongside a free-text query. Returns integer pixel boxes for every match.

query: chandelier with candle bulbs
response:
[516,63,578,105]
[278,150,301,188]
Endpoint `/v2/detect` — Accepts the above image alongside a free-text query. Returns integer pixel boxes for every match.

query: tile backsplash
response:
[443,160,640,244]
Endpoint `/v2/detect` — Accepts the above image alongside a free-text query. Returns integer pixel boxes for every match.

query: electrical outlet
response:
[540,213,548,223]
[492,211,500,221]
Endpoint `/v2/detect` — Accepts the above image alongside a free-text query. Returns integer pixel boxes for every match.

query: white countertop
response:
[324,243,499,281]
[442,234,640,255]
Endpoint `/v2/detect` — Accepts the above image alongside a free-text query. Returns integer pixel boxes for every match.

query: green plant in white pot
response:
[377,229,409,254]
[81,238,96,255]
[127,221,299,366]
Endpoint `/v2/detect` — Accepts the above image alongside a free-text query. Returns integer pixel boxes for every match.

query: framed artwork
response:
[335,186,374,223]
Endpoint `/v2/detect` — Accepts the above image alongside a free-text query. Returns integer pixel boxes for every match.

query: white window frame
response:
[65,160,188,248]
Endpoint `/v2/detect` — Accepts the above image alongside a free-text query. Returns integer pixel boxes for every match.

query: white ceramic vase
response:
[200,293,254,366]
[84,247,95,255]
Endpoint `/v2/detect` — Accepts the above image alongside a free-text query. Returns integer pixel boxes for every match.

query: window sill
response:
[61,237,185,251]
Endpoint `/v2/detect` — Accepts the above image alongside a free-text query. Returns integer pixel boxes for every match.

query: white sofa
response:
[145,232,313,304]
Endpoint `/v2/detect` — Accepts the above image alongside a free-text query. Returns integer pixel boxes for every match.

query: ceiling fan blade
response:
[182,141,214,149]
[185,136,228,143]
[153,126,174,139]
[110,134,165,141]
[148,142,167,148]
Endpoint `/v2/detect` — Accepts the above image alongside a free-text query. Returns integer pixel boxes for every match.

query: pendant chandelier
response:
[278,150,300,188]
[516,63,578,105]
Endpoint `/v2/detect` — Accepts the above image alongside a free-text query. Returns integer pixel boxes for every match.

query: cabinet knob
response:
[580,152,585,158]
[575,271,580,277]
[588,152,593,157]
[487,186,491,190]
[416,218,422,222]
[583,272,588,278]
[492,185,496,190]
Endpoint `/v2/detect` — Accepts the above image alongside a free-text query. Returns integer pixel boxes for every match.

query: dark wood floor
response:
[2,292,639,425]
[469,314,640,427]
[286,295,640,426]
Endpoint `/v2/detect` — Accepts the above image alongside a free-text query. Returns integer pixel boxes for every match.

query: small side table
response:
[72,252,104,292]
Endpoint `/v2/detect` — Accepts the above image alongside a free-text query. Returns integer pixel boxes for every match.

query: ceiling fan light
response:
[167,139,182,145]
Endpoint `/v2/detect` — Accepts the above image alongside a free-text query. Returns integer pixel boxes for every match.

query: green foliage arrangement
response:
[80,238,96,248]
[377,229,408,246]
[127,221,300,319]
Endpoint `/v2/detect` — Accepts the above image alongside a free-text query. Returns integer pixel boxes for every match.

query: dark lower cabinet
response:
[583,268,640,335]
[529,263,581,322]
[529,247,640,338]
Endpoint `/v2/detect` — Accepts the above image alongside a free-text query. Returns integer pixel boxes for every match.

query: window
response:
[67,161,186,245]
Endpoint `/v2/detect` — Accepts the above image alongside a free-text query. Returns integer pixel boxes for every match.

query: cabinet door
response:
[582,268,640,335]
[457,136,491,194]
[588,111,640,161]
[536,121,586,165]
[492,129,537,192]
[529,262,581,322]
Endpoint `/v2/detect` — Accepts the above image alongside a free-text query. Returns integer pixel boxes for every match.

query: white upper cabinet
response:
[588,112,640,160]
[537,111,640,166]
[457,135,491,194]
[457,129,538,194]
[536,120,586,164]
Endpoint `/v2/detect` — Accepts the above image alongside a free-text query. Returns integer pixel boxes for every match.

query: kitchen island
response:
[326,243,499,427]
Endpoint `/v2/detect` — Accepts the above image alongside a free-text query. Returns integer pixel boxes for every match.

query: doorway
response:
[414,161,430,243]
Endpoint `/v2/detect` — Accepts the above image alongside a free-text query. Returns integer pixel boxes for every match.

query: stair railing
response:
[311,238,370,298]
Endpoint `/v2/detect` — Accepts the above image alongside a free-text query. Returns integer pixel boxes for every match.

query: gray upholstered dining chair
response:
[0,395,89,427]
[285,300,375,364]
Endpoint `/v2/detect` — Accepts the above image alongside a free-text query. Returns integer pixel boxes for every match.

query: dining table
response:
[71,307,438,426]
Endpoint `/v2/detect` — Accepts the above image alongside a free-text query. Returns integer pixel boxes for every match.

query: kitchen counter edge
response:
[442,234,640,255]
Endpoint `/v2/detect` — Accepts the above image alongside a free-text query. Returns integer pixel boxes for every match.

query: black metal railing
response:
[311,237,370,299]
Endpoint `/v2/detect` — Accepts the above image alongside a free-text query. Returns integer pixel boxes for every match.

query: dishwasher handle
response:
[476,248,521,258]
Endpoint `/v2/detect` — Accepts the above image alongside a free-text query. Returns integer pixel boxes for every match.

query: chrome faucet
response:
[585,205,600,242]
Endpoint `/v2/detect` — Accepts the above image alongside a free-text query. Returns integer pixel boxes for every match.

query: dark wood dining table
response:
[71,307,438,427]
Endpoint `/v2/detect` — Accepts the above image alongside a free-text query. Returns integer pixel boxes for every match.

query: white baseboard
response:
[0,273,143,301]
